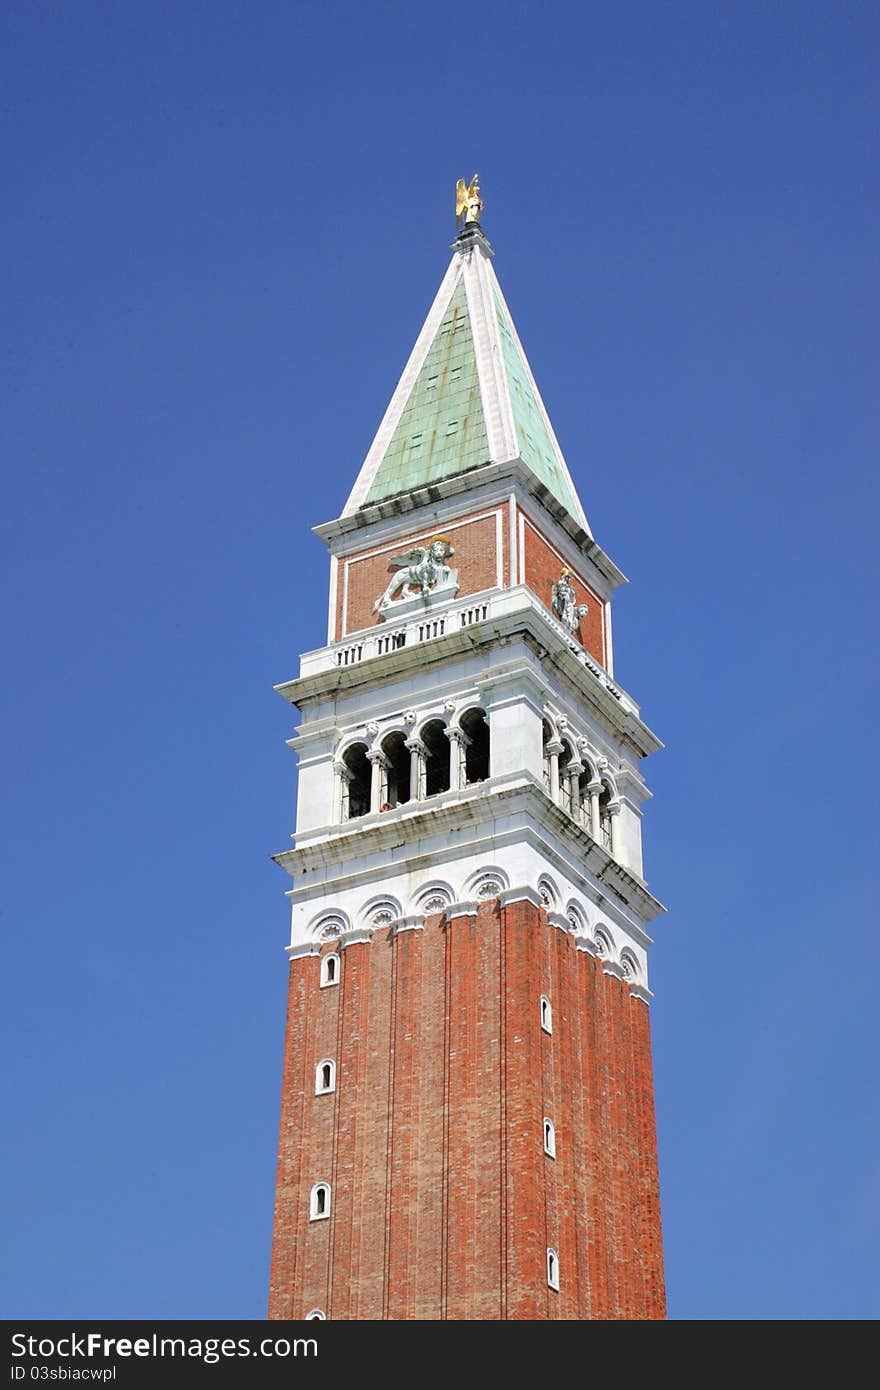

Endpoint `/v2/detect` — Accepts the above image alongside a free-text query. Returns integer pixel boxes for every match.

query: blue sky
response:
[2,1,876,1321]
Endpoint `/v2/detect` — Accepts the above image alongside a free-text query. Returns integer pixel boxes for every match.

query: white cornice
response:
[314,459,625,590]
[274,776,664,931]
[276,592,662,759]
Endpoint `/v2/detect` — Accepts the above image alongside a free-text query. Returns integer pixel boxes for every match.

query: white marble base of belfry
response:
[277,771,658,999]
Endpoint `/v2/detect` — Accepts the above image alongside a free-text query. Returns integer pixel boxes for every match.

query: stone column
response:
[568,761,584,823]
[366,749,390,813]
[445,727,469,792]
[609,802,622,862]
[333,761,353,823]
[586,779,602,841]
[405,737,426,801]
[545,739,563,804]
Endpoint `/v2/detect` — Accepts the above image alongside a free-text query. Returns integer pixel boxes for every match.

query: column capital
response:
[445,726,471,747]
[404,736,427,755]
[545,740,564,757]
[333,761,354,782]
[366,748,391,769]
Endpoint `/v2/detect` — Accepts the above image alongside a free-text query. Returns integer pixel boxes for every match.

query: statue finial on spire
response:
[455,173,483,228]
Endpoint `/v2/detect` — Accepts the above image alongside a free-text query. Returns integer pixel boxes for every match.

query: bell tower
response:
[268,196,666,1321]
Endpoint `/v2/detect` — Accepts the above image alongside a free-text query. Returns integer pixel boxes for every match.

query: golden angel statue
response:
[455,174,483,227]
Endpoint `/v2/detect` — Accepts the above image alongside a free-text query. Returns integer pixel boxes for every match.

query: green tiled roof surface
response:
[363,279,489,506]
[494,288,580,520]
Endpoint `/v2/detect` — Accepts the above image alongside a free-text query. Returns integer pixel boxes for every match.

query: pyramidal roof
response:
[343,225,591,534]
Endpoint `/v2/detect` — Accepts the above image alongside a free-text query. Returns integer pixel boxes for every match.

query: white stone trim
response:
[517,509,526,585]
[461,233,519,464]
[629,982,654,1005]
[327,554,339,645]
[498,884,544,910]
[507,493,517,587]
[575,937,600,957]
[285,943,320,961]
[546,910,570,934]
[392,914,425,934]
[338,928,372,950]
[604,598,614,678]
[445,900,479,918]
[602,959,627,981]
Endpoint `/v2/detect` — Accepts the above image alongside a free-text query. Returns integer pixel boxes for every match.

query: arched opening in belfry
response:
[422,719,451,796]
[343,743,371,819]
[461,707,489,784]
[381,732,411,808]
[599,784,614,850]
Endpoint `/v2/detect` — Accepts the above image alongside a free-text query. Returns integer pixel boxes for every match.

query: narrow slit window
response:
[320,953,340,988]
[543,1117,556,1158]
[547,1248,559,1291]
[540,995,552,1034]
[310,1183,331,1221]
[305,1309,325,1320]
[315,1059,336,1095]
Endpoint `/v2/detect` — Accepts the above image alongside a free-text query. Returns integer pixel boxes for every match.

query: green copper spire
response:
[363,279,489,505]
[343,221,590,535]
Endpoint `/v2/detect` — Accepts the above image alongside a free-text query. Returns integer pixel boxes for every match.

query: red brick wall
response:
[521,514,606,667]
[268,904,665,1320]
[337,509,504,639]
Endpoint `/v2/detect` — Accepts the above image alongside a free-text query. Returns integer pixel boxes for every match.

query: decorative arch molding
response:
[464,866,510,901]
[619,949,640,982]
[593,925,614,959]
[411,881,455,916]
[575,738,601,783]
[378,718,414,749]
[599,770,621,804]
[565,900,589,935]
[541,705,562,743]
[414,710,452,741]
[537,874,560,909]
[360,895,403,930]
[309,910,351,942]
[334,732,372,762]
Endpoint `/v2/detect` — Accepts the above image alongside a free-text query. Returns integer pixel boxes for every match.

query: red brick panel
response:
[500,899,546,1319]
[549,925,580,1319]
[411,914,447,1316]
[267,957,310,1319]
[632,1000,667,1319]
[444,908,482,1317]
[269,909,665,1320]
[521,514,605,666]
[353,930,394,1318]
[471,901,504,1316]
[329,940,371,1319]
[338,511,501,639]
[578,950,613,1318]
